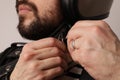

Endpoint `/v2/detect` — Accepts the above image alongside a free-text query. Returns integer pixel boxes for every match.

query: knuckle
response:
[98,21,110,29]
[38,73,46,80]
[74,20,93,27]
[56,57,63,64]
[29,61,39,70]
[74,21,81,27]
[98,20,107,25]
[92,26,100,31]
[91,26,102,34]
[90,21,110,35]
[20,50,35,61]
[96,21,110,29]
[52,47,60,54]
[20,44,36,61]
[48,37,56,46]
[23,43,31,50]
[56,67,63,73]
[74,21,81,26]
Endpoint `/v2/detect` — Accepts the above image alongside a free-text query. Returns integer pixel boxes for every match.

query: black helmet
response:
[61,0,113,23]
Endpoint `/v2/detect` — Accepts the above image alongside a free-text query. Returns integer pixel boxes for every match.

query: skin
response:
[10,0,71,80]
[17,0,62,28]
[10,38,71,80]
[67,20,120,80]
[10,0,120,80]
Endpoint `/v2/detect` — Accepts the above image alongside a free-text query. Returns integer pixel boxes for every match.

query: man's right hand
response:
[10,37,70,80]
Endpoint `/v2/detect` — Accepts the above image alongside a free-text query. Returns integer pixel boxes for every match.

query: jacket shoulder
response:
[0,42,26,80]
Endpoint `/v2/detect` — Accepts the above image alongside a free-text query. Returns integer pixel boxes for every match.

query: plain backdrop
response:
[0,0,120,52]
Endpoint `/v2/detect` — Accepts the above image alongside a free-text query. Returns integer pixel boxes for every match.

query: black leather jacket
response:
[0,23,94,80]
[0,42,94,80]
[0,43,25,80]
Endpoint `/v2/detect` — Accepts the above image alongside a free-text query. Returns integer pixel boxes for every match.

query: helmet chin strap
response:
[49,21,71,44]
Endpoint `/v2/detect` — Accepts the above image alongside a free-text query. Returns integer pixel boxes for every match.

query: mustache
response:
[16,0,38,13]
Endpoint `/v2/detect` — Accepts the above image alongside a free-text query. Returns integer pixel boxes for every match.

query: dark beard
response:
[17,15,57,40]
[16,1,58,40]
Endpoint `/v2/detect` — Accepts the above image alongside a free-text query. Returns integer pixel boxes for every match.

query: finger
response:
[39,57,68,71]
[70,49,87,67]
[67,20,111,40]
[26,37,67,52]
[34,47,67,61]
[20,46,71,65]
[66,20,104,39]
[43,67,64,80]
[67,28,81,40]
[67,26,91,40]
[67,35,82,53]
[35,47,72,65]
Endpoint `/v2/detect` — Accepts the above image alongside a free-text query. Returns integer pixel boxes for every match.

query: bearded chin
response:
[17,16,57,40]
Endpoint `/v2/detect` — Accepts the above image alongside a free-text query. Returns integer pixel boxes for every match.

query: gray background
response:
[0,0,120,51]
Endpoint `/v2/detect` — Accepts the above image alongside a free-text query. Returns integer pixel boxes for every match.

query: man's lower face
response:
[17,10,58,40]
[16,0,59,40]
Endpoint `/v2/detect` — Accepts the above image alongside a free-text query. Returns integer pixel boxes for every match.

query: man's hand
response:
[10,38,71,80]
[67,20,120,80]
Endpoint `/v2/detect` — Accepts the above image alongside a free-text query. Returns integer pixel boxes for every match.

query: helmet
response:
[61,0,113,23]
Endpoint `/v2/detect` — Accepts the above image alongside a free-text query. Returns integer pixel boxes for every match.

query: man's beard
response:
[17,15,57,40]
[16,1,58,40]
